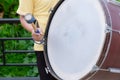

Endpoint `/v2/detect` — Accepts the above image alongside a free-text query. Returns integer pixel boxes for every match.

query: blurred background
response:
[0,0,120,79]
[0,0,39,78]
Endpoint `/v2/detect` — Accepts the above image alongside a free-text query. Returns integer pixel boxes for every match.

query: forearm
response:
[19,15,43,41]
[19,15,33,33]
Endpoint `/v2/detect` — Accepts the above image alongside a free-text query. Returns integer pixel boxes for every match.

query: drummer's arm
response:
[20,15,33,33]
[19,15,43,41]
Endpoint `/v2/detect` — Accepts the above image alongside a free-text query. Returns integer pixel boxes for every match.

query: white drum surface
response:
[47,0,106,79]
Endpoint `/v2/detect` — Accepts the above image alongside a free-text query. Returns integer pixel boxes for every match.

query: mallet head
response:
[24,13,36,24]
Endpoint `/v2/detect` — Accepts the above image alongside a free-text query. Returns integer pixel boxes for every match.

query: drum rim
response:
[44,0,64,79]
[82,0,113,79]
[96,0,112,69]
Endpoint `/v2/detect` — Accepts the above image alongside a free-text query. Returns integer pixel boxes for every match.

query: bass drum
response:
[44,0,120,80]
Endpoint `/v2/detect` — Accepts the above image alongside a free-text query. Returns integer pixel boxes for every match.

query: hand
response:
[31,28,44,41]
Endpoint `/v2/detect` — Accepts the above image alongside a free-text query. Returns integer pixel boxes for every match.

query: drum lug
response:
[49,8,53,13]
[90,65,99,73]
[99,67,120,73]
[105,25,112,33]
[105,25,120,34]
[105,20,120,34]
[45,67,50,74]
[108,68,120,73]
[40,38,45,44]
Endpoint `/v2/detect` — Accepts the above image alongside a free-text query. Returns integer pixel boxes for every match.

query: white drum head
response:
[46,0,106,80]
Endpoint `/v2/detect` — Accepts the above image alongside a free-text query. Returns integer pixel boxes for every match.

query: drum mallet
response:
[24,13,44,44]
[24,13,40,33]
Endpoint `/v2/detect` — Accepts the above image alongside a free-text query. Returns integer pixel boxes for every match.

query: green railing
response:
[0,18,36,66]
[0,18,39,80]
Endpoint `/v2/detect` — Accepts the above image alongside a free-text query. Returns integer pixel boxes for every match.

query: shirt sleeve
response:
[17,0,34,15]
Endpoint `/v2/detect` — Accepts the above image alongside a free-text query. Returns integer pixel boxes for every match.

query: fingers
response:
[31,28,44,41]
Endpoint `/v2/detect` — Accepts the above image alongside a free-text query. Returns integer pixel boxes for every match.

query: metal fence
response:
[0,18,37,66]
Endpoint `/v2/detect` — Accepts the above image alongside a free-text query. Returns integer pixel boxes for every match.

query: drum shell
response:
[94,0,120,69]
[101,1,120,68]
[83,0,120,80]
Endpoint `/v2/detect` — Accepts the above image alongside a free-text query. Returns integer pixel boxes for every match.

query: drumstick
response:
[24,13,40,33]
[24,14,44,44]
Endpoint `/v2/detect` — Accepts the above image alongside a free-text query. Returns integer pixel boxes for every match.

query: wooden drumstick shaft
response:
[31,23,37,31]
[24,13,40,33]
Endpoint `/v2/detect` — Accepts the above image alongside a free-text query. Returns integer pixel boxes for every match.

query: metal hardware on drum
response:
[105,25,120,34]
[45,67,51,74]
[90,65,100,73]
[105,24,112,33]
[108,68,120,73]
[91,65,120,74]
[90,65,109,73]
[49,8,54,13]
[111,29,120,34]
[99,68,120,73]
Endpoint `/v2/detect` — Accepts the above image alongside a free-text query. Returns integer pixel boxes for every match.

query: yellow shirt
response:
[17,0,58,51]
